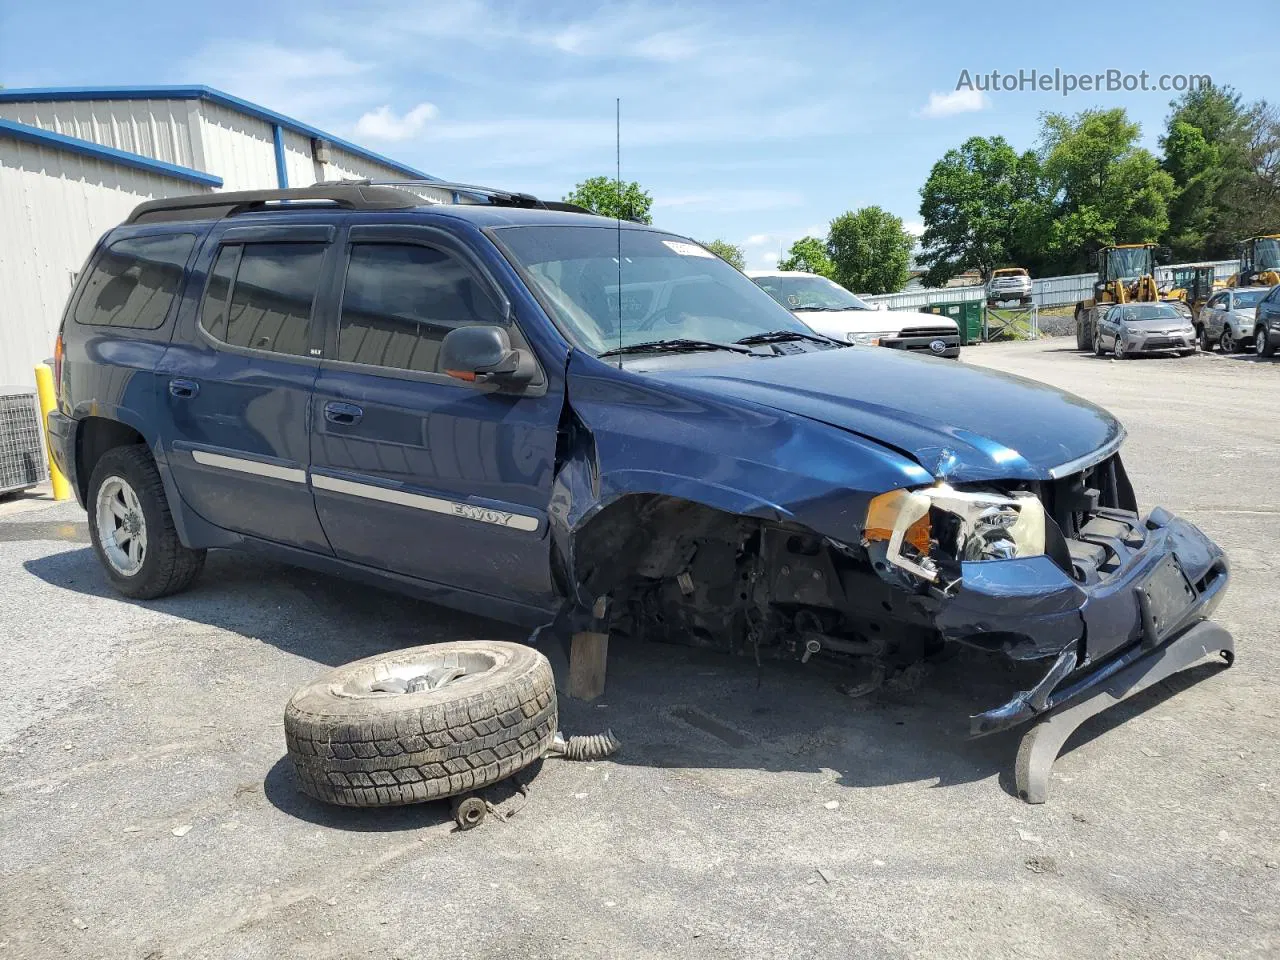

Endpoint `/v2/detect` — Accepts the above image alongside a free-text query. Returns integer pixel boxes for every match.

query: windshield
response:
[1255,237,1280,270]
[751,275,871,312]
[1232,290,1267,308]
[1105,247,1153,279]
[1110,304,1182,323]
[495,226,812,354]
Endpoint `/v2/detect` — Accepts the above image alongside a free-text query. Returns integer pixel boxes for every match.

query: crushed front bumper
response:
[933,506,1230,737]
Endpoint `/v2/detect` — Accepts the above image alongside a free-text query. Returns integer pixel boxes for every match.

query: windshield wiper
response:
[790,305,844,312]
[597,338,753,359]
[735,329,838,346]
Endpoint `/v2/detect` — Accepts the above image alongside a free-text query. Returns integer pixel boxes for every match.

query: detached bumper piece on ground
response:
[283,641,618,829]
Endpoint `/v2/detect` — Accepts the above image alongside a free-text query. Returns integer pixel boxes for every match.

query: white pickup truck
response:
[748,270,961,358]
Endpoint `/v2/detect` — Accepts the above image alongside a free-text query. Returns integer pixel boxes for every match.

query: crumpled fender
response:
[549,351,932,606]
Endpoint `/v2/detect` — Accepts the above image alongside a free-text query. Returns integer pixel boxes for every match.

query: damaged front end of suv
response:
[545,346,1232,800]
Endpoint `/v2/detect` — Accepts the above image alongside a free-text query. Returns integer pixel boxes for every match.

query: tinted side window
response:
[338,243,502,373]
[199,243,326,357]
[74,234,196,329]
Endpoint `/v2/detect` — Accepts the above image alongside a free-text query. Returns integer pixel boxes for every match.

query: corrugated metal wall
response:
[0,138,209,385]
[195,101,281,192]
[0,99,198,168]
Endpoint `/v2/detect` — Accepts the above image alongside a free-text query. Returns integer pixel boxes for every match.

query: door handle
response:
[324,401,363,425]
[169,379,199,399]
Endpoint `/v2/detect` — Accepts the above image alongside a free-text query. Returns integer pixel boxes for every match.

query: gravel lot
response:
[1,339,1276,959]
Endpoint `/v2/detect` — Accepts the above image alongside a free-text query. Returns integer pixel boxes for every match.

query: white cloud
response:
[653,189,804,212]
[355,103,439,141]
[184,41,378,119]
[903,219,925,237]
[918,88,991,118]
[761,252,780,264]
[745,233,772,247]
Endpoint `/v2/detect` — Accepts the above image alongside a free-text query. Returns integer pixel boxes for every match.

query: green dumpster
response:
[921,300,984,345]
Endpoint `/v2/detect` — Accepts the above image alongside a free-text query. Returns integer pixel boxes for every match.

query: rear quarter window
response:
[74,234,196,329]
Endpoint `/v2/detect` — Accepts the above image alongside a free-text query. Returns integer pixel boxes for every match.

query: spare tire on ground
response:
[284,640,557,807]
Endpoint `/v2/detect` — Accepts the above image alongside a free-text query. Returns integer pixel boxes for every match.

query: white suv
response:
[986,267,1033,306]
[748,270,960,358]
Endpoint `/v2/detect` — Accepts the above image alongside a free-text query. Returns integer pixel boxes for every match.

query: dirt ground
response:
[1,338,1276,959]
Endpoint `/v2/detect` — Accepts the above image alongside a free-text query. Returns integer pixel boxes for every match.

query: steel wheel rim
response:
[95,476,147,576]
[332,650,500,699]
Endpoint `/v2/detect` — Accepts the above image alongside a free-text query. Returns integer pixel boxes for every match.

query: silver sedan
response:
[1094,302,1197,359]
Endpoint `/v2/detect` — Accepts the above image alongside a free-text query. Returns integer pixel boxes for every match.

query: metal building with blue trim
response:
[0,85,436,385]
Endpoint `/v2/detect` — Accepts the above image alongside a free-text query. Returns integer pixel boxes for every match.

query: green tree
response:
[700,239,745,270]
[917,136,1046,287]
[778,236,835,277]
[563,176,653,223]
[1160,86,1255,259]
[825,207,912,294]
[1035,108,1174,273]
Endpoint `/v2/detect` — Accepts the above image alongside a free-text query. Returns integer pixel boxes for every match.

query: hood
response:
[648,347,1122,483]
[792,308,958,339]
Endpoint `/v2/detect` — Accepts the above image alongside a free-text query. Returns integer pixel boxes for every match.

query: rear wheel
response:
[87,446,205,599]
[1258,326,1277,358]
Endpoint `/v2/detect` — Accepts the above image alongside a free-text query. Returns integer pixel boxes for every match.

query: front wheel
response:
[1198,326,1213,352]
[1258,326,1277,358]
[1113,338,1128,360]
[87,445,205,599]
[1221,328,1238,353]
[1093,332,1105,357]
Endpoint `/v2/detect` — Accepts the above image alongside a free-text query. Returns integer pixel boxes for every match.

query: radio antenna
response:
[615,97,623,369]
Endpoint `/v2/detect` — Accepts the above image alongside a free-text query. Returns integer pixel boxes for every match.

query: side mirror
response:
[1156,246,1173,264]
[440,325,537,387]
[1087,250,1099,267]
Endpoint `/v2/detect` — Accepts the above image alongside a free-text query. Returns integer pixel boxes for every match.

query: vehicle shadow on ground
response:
[24,545,1229,806]
[23,545,525,668]
[550,635,1229,800]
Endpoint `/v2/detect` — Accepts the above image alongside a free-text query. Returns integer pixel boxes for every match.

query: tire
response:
[1113,337,1128,360]
[1258,326,1277,358]
[1075,308,1089,350]
[1198,326,1213,352]
[87,445,205,600]
[1020,296,1031,306]
[1093,332,1105,357]
[285,641,557,807]
[1220,328,1238,354]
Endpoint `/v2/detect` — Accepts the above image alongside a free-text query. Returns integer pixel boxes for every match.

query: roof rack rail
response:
[125,183,427,224]
[326,179,594,214]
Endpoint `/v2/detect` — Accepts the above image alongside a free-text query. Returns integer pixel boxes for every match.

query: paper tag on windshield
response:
[662,240,715,258]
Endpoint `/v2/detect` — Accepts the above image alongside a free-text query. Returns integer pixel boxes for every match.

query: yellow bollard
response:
[33,364,72,501]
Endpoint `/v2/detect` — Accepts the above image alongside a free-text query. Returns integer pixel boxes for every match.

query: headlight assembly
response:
[864,484,1046,583]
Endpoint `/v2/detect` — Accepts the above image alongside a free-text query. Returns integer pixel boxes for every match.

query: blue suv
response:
[48,182,1232,775]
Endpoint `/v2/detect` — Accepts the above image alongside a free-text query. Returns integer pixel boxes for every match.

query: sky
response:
[1,0,1269,269]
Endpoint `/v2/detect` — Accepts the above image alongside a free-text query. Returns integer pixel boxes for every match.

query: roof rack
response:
[333,179,594,214]
[126,180,598,225]
[126,183,428,224]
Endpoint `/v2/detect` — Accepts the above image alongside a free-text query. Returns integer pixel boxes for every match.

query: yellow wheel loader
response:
[1226,235,1280,288]
[1074,244,1173,350]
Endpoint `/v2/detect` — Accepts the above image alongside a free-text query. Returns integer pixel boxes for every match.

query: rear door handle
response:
[169,379,199,399]
[324,401,363,425]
